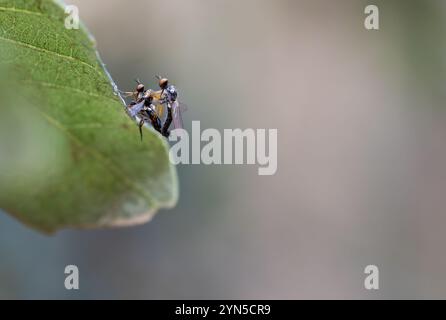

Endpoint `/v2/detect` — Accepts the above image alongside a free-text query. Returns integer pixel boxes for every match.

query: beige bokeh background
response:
[1,0,446,299]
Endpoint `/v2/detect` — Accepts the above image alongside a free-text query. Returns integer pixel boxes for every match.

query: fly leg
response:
[138,119,145,141]
[161,104,173,138]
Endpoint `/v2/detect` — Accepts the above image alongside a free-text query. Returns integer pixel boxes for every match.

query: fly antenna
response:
[135,78,142,84]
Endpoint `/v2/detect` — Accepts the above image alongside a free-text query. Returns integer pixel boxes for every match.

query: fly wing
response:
[178,102,188,113]
[120,91,134,98]
[128,100,145,118]
[171,101,184,129]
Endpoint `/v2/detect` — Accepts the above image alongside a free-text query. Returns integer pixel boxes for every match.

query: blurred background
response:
[1,0,446,299]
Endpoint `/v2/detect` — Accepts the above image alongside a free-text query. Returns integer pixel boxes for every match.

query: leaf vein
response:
[21,80,120,103]
[0,35,104,77]
[0,6,43,17]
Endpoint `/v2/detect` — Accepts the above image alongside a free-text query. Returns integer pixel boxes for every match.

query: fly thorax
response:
[166,85,178,102]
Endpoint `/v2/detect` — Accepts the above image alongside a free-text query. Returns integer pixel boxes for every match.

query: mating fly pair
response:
[122,76,186,140]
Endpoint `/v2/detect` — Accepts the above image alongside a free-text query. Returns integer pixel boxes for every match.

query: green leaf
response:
[0,0,178,233]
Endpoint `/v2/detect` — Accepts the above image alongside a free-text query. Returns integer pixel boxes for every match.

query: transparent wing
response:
[119,90,134,98]
[171,101,184,129]
[178,102,188,113]
[152,101,187,119]
[128,100,145,118]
